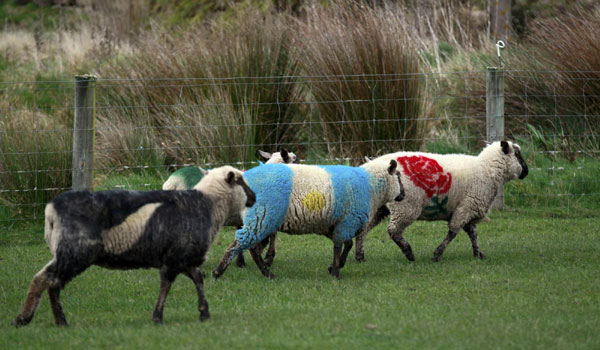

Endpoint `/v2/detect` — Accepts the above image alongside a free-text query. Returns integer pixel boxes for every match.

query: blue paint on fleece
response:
[366,172,387,199]
[320,165,371,243]
[234,163,293,254]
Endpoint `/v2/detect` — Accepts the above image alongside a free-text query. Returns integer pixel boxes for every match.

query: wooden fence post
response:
[486,67,505,210]
[72,75,97,191]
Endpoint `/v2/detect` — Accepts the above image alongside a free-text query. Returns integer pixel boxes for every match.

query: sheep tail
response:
[44,203,59,255]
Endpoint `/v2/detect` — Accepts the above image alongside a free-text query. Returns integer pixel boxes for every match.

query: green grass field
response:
[1,212,599,349]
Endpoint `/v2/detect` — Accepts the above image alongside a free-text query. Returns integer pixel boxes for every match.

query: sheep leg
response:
[13,258,74,327]
[213,240,241,279]
[263,233,277,267]
[235,253,246,268]
[388,226,415,262]
[48,287,67,327]
[248,245,275,279]
[251,237,269,257]
[338,240,354,269]
[355,205,391,262]
[432,229,459,262]
[433,209,476,262]
[328,241,343,279]
[152,268,177,324]
[464,224,485,259]
[186,268,210,322]
[12,272,53,327]
[354,232,366,263]
[234,226,247,268]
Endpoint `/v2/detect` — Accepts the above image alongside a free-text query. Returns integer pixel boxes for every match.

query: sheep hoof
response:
[235,259,246,268]
[152,316,163,325]
[55,319,68,327]
[10,317,25,328]
[199,313,210,322]
[264,257,274,267]
[475,251,485,259]
[211,269,222,280]
[355,254,365,263]
[11,315,30,327]
[432,255,441,262]
[328,265,340,279]
[406,254,415,262]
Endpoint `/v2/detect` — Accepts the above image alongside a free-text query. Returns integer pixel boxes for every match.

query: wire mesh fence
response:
[1,70,599,224]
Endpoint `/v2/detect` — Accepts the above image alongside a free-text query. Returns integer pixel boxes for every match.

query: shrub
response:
[297,1,425,163]
[0,86,72,221]
[98,7,302,169]
[501,7,600,158]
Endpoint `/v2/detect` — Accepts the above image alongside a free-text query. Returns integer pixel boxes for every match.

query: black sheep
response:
[12,166,255,327]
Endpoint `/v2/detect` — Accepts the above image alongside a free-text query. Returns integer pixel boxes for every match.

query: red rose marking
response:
[396,155,452,198]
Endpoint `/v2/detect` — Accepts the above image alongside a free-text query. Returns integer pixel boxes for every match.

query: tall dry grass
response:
[0,91,72,219]
[96,9,302,169]
[499,7,600,158]
[297,1,424,162]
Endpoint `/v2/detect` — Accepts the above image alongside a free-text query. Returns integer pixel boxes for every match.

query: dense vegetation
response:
[1,3,598,349]
[1,0,599,221]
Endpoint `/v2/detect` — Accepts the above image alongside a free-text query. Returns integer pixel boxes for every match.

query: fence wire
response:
[1,70,599,224]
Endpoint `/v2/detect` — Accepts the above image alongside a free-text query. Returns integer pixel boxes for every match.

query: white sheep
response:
[212,159,405,279]
[12,166,255,327]
[355,140,529,263]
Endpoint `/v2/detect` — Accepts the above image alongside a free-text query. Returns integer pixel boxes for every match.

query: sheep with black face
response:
[212,159,405,279]
[356,140,528,263]
[12,166,255,327]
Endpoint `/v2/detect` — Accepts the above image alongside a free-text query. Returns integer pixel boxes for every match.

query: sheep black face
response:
[228,172,256,207]
[501,140,529,181]
[219,170,256,215]
[258,148,299,164]
[514,147,529,179]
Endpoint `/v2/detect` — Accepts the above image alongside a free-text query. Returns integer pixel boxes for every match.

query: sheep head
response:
[483,141,529,181]
[195,166,256,215]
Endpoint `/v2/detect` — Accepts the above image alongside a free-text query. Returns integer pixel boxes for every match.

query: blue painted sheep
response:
[12,166,255,327]
[356,140,529,263]
[212,159,405,279]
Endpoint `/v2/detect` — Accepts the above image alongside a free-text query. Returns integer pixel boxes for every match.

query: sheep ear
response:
[364,156,372,163]
[501,140,510,155]
[388,159,398,175]
[280,148,290,163]
[198,167,209,176]
[258,150,272,160]
[225,171,235,185]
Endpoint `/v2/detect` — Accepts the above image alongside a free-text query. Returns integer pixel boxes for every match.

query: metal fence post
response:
[486,67,505,210]
[72,75,97,191]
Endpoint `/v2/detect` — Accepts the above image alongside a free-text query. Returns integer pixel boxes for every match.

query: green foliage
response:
[1,215,599,348]
[0,2,59,30]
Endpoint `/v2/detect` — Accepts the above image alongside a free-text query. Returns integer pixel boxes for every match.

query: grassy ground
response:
[1,213,599,349]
